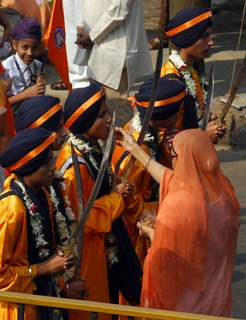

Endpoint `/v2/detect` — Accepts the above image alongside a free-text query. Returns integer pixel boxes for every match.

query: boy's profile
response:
[2,17,46,109]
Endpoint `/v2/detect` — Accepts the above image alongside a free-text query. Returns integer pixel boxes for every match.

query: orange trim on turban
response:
[165,11,212,37]
[135,90,186,108]
[64,89,104,129]
[29,103,62,128]
[7,132,56,171]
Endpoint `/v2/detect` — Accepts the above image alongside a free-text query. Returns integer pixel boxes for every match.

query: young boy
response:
[161,7,226,142]
[56,84,141,319]
[2,17,46,109]
[0,127,74,320]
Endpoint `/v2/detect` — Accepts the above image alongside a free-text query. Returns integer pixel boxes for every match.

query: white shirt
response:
[73,0,153,90]
[2,53,42,96]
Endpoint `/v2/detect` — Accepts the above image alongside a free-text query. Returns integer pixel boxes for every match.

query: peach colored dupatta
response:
[141,129,239,311]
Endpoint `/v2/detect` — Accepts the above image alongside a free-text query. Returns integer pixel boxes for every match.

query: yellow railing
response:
[0,291,239,320]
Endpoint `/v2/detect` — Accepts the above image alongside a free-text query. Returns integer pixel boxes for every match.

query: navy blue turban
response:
[12,17,42,41]
[165,7,212,48]
[135,75,187,121]
[63,83,105,134]
[0,127,55,177]
[15,96,62,132]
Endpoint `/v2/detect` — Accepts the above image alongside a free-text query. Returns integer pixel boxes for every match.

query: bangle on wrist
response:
[28,266,32,278]
[145,155,153,170]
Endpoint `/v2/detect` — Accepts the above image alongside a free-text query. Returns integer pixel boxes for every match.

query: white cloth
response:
[2,53,42,96]
[62,0,90,89]
[73,0,153,90]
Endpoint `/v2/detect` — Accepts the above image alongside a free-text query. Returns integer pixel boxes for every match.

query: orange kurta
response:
[56,142,125,320]
[112,122,165,266]
[0,191,37,320]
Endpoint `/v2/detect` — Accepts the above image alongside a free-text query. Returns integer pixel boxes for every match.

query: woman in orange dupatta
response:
[117,128,240,316]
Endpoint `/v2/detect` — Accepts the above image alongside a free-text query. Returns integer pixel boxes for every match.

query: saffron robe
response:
[0,190,39,320]
[0,176,71,320]
[56,142,125,319]
[161,60,202,129]
[112,123,170,266]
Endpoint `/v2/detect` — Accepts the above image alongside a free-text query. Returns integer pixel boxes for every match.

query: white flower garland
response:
[68,132,92,154]
[60,181,76,228]
[130,110,155,143]
[15,179,76,261]
[49,185,75,246]
[15,180,50,260]
[169,50,207,110]
[68,132,99,170]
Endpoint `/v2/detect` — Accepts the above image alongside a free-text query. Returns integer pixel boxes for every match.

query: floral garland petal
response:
[169,49,207,111]
[15,180,50,260]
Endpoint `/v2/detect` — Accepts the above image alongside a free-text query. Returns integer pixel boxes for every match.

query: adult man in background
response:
[70,0,153,93]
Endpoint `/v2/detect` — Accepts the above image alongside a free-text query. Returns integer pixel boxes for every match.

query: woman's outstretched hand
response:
[115,127,138,153]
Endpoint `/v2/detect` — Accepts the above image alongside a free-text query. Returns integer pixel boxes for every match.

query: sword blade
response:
[137,36,164,145]
[201,65,214,131]
[71,143,84,219]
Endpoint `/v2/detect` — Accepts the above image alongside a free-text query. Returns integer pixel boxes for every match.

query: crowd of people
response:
[0,2,240,320]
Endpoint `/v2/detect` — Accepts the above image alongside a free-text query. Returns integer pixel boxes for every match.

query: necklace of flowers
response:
[15,179,50,260]
[169,49,207,111]
[15,179,76,259]
[131,109,165,158]
[49,183,76,246]
[68,132,99,171]
[131,109,155,143]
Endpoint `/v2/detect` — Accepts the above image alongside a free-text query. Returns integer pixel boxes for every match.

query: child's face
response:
[12,39,40,65]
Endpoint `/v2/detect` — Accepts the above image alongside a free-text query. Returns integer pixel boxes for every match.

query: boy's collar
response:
[15,53,35,72]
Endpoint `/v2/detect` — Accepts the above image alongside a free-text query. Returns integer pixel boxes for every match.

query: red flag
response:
[44,0,71,90]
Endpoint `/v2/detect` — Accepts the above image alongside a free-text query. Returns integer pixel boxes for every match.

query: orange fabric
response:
[1,0,51,35]
[64,90,104,129]
[161,61,205,112]
[112,121,162,266]
[134,90,186,108]
[0,62,14,137]
[165,11,212,37]
[160,61,186,130]
[56,142,124,320]
[5,102,15,137]
[141,129,240,311]
[29,103,62,128]
[161,61,180,78]
[7,132,56,171]
[0,189,37,320]
[191,68,205,111]
[44,0,71,90]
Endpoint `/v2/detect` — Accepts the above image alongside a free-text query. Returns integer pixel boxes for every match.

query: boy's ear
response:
[12,40,18,51]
